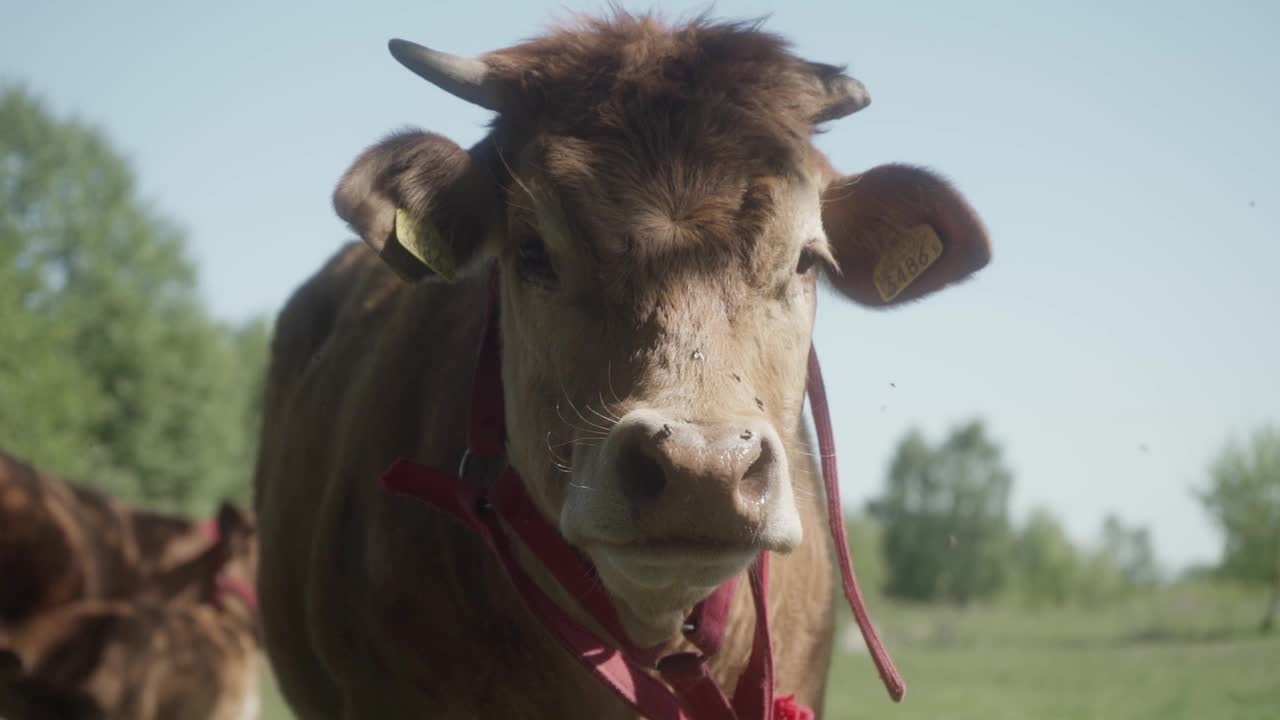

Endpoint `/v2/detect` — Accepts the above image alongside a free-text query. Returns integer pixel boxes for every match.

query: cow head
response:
[335,14,990,644]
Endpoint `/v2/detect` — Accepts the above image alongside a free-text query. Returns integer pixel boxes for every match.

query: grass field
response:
[257,582,1279,719]
[825,582,1280,720]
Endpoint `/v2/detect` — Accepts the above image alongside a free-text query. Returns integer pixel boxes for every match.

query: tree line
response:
[864,419,1280,632]
[0,84,268,516]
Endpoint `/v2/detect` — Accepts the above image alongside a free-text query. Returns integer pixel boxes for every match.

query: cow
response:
[0,502,261,720]
[0,450,227,632]
[253,12,991,719]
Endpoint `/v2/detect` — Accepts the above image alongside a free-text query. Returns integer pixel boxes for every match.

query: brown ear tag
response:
[872,224,944,302]
[395,208,458,282]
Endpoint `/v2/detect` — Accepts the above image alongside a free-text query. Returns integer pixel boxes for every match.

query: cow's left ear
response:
[821,164,991,306]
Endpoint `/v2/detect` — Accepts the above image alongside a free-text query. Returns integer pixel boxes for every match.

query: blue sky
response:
[4,1,1277,572]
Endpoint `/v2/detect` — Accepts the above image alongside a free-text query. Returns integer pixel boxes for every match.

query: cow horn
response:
[388,39,503,111]
[808,62,870,123]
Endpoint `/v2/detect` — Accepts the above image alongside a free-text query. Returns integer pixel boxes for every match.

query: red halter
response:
[198,520,260,614]
[380,268,903,719]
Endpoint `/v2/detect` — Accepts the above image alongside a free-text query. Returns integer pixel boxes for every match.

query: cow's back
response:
[0,453,94,628]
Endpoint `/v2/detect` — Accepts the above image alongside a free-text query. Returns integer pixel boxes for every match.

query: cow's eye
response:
[796,245,820,275]
[516,232,557,286]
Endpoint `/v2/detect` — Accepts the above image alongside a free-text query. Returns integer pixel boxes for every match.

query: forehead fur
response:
[487,13,830,129]
[484,12,833,272]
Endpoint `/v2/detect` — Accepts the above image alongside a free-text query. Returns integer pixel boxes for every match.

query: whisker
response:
[588,397,621,427]
[545,431,574,474]
[606,361,623,406]
[496,145,539,207]
[563,391,612,433]
[789,485,821,501]
[781,437,835,460]
[556,398,611,435]
[548,438,606,451]
[561,388,613,434]
[788,448,836,460]
[598,391,624,423]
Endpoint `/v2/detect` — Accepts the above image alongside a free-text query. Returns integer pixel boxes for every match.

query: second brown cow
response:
[0,501,260,720]
[0,450,228,633]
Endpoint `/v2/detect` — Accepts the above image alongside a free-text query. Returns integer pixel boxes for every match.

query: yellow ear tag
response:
[872,224,944,302]
[394,208,457,282]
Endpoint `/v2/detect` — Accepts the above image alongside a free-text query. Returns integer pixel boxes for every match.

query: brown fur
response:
[259,12,990,719]
[0,451,221,631]
[0,503,261,720]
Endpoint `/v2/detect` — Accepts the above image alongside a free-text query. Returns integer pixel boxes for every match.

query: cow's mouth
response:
[593,541,757,591]
[583,539,760,645]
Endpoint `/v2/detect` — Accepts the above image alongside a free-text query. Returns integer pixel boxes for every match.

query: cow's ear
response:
[333,130,499,282]
[821,164,990,306]
[0,647,20,675]
[215,500,252,538]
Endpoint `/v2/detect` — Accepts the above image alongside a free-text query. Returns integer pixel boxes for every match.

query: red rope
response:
[807,347,906,702]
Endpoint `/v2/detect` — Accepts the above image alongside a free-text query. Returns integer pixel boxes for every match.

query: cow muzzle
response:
[562,408,802,612]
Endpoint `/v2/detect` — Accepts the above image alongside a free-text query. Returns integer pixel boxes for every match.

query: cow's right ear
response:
[333,130,499,282]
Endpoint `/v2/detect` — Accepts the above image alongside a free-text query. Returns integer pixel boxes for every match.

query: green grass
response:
[259,672,292,720]
[256,582,1280,719]
[825,582,1280,720]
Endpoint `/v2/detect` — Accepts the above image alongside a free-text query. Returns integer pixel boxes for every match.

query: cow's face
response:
[496,140,825,640]
[335,15,990,644]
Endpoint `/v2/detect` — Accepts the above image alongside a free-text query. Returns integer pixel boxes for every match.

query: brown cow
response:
[254,12,990,719]
[0,502,261,720]
[0,450,220,631]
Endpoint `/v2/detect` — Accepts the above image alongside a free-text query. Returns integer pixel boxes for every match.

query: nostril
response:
[618,441,667,505]
[739,439,773,505]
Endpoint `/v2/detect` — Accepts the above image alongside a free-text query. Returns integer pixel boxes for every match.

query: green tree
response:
[0,84,267,514]
[1098,513,1160,587]
[1198,425,1280,633]
[843,513,887,597]
[1071,549,1128,608]
[1011,507,1079,607]
[872,420,1013,605]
